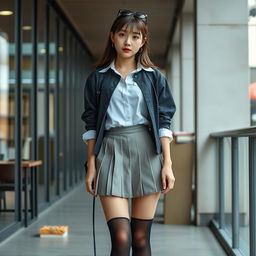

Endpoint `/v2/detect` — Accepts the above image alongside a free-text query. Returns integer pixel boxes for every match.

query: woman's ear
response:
[141,37,147,47]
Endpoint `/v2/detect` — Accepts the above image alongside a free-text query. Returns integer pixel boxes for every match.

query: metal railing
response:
[210,126,256,256]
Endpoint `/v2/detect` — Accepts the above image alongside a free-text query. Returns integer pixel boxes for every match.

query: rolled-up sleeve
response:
[82,130,96,145]
[81,72,98,142]
[157,73,176,130]
[159,128,173,143]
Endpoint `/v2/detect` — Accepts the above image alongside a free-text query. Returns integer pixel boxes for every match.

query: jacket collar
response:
[98,59,154,74]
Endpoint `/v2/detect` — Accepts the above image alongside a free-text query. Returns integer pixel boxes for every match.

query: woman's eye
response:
[119,33,125,37]
[133,36,140,39]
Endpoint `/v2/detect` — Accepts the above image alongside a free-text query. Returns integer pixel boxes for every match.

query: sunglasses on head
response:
[117,9,147,22]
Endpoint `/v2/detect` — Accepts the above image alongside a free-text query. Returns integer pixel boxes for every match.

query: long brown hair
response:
[94,12,159,70]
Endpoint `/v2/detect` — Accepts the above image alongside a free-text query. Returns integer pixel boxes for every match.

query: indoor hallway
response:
[0,183,227,256]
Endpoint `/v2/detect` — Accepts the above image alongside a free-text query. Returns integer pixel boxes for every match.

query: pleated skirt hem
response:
[95,189,163,199]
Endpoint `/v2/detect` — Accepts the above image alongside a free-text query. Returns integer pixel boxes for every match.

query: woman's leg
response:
[99,195,131,256]
[130,192,161,256]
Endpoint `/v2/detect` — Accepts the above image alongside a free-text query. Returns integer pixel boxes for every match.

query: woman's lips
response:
[123,48,131,52]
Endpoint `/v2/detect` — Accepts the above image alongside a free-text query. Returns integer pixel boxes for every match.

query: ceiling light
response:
[0,10,13,16]
[23,26,32,31]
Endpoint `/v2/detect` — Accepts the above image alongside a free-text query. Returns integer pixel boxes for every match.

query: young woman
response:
[81,9,176,256]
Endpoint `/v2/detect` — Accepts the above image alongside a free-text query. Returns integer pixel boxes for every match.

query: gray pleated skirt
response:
[95,124,164,198]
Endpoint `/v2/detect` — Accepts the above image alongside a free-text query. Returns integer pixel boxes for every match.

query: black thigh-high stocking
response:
[130,217,154,256]
[107,217,132,256]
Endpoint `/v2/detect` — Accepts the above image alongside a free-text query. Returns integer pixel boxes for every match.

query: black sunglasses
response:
[117,9,147,22]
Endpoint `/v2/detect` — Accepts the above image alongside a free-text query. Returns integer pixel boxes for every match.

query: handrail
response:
[210,126,256,138]
[209,126,256,256]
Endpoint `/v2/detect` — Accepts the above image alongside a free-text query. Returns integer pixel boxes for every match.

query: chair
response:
[0,164,32,213]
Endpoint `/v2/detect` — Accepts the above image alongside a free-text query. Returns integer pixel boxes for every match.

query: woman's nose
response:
[124,36,131,45]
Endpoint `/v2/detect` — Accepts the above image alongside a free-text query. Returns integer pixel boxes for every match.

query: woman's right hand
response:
[85,159,97,196]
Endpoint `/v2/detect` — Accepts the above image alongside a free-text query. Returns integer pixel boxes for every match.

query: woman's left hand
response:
[161,161,175,194]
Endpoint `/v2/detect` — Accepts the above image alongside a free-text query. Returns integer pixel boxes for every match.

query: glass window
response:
[22,0,33,222]
[59,21,65,194]
[49,7,57,198]
[0,0,16,230]
[37,0,46,205]
[249,0,256,124]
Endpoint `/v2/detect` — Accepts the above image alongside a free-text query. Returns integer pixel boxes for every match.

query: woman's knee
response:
[107,217,132,252]
[130,217,153,252]
[112,229,132,248]
[131,230,147,248]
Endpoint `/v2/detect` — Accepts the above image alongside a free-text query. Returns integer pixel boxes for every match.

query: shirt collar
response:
[98,59,154,73]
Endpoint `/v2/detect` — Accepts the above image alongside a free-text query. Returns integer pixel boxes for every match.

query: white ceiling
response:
[56,0,182,67]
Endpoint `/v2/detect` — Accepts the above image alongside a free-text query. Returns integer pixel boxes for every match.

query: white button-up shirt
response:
[82,60,173,144]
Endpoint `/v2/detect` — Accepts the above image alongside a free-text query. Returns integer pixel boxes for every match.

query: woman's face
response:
[110,25,145,59]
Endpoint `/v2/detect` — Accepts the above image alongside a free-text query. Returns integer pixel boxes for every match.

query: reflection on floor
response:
[0,212,15,229]
[0,183,227,256]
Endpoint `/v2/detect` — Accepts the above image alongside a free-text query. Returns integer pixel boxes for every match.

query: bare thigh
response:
[131,192,161,219]
[99,195,129,222]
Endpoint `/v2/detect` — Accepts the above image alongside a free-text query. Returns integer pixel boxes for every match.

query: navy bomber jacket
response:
[81,66,176,157]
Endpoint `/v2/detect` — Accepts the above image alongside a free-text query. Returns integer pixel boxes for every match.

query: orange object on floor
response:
[39,225,68,237]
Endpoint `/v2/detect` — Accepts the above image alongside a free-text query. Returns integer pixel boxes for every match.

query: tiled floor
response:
[0,183,227,256]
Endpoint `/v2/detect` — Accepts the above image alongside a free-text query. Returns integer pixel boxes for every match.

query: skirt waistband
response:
[105,124,150,136]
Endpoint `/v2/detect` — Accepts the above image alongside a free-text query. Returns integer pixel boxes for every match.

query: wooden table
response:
[0,160,42,227]
[0,160,42,167]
